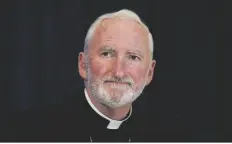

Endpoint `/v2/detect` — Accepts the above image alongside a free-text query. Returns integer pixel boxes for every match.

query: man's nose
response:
[113,58,125,78]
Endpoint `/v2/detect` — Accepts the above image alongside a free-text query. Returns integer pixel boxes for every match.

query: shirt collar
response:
[84,88,132,129]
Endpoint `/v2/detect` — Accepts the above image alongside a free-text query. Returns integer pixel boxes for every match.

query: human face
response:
[80,18,155,108]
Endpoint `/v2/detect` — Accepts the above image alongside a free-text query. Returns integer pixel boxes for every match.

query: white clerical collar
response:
[84,88,132,130]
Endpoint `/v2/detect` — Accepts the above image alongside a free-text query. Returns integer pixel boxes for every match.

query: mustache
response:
[102,76,134,86]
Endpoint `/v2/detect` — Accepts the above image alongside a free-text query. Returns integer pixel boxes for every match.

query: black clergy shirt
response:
[3,88,191,142]
[4,89,149,142]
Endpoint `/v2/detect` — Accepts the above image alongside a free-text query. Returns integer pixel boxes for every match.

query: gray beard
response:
[86,69,146,108]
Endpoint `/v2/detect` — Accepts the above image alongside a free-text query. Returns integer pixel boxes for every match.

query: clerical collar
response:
[84,89,132,130]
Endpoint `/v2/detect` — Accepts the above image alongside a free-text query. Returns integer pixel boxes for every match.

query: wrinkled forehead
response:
[89,18,150,53]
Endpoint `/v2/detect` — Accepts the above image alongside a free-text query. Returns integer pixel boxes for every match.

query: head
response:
[78,9,156,108]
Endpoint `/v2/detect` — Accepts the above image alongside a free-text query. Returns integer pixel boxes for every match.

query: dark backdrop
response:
[1,0,232,141]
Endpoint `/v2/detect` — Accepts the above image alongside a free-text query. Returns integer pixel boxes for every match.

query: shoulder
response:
[130,98,192,142]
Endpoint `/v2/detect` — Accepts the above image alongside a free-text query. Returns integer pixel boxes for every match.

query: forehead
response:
[89,18,149,53]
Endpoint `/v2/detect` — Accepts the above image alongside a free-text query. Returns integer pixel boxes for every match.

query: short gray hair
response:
[84,9,154,59]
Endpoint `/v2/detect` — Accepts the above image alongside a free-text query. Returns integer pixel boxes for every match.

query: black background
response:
[1,0,232,141]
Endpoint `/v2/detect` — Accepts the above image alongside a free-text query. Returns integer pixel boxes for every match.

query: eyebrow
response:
[99,46,144,58]
[100,46,115,52]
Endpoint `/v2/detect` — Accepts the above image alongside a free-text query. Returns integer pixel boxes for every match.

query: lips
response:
[104,81,129,85]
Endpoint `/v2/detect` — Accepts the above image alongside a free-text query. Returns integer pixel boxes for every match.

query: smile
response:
[104,81,129,85]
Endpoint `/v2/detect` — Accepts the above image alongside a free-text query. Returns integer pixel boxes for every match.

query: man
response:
[4,9,186,142]
[76,9,156,141]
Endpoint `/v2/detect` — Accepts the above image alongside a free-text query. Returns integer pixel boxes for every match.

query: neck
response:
[86,88,131,120]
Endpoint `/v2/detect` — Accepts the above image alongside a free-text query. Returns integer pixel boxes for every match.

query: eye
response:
[128,55,141,61]
[101,52,113,57]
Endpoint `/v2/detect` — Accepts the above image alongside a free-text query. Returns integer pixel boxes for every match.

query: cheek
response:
[89,59,110,77]
[128,67,148,83]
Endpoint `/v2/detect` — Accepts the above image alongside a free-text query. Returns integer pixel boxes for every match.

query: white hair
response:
[84,9,154,59]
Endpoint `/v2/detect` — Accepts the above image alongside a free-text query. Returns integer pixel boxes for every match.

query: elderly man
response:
[77,9,155,141]
[4,9,170,142]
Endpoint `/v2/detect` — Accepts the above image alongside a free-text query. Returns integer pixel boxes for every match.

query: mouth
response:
[104,81,129,85]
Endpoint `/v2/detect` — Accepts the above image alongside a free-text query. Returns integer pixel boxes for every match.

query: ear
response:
[78,52,87,80]
[145,60,156,86]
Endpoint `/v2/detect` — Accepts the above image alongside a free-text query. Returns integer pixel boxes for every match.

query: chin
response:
[102,99,130,108]
[96,86,136,107]
[105,89,127,99]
